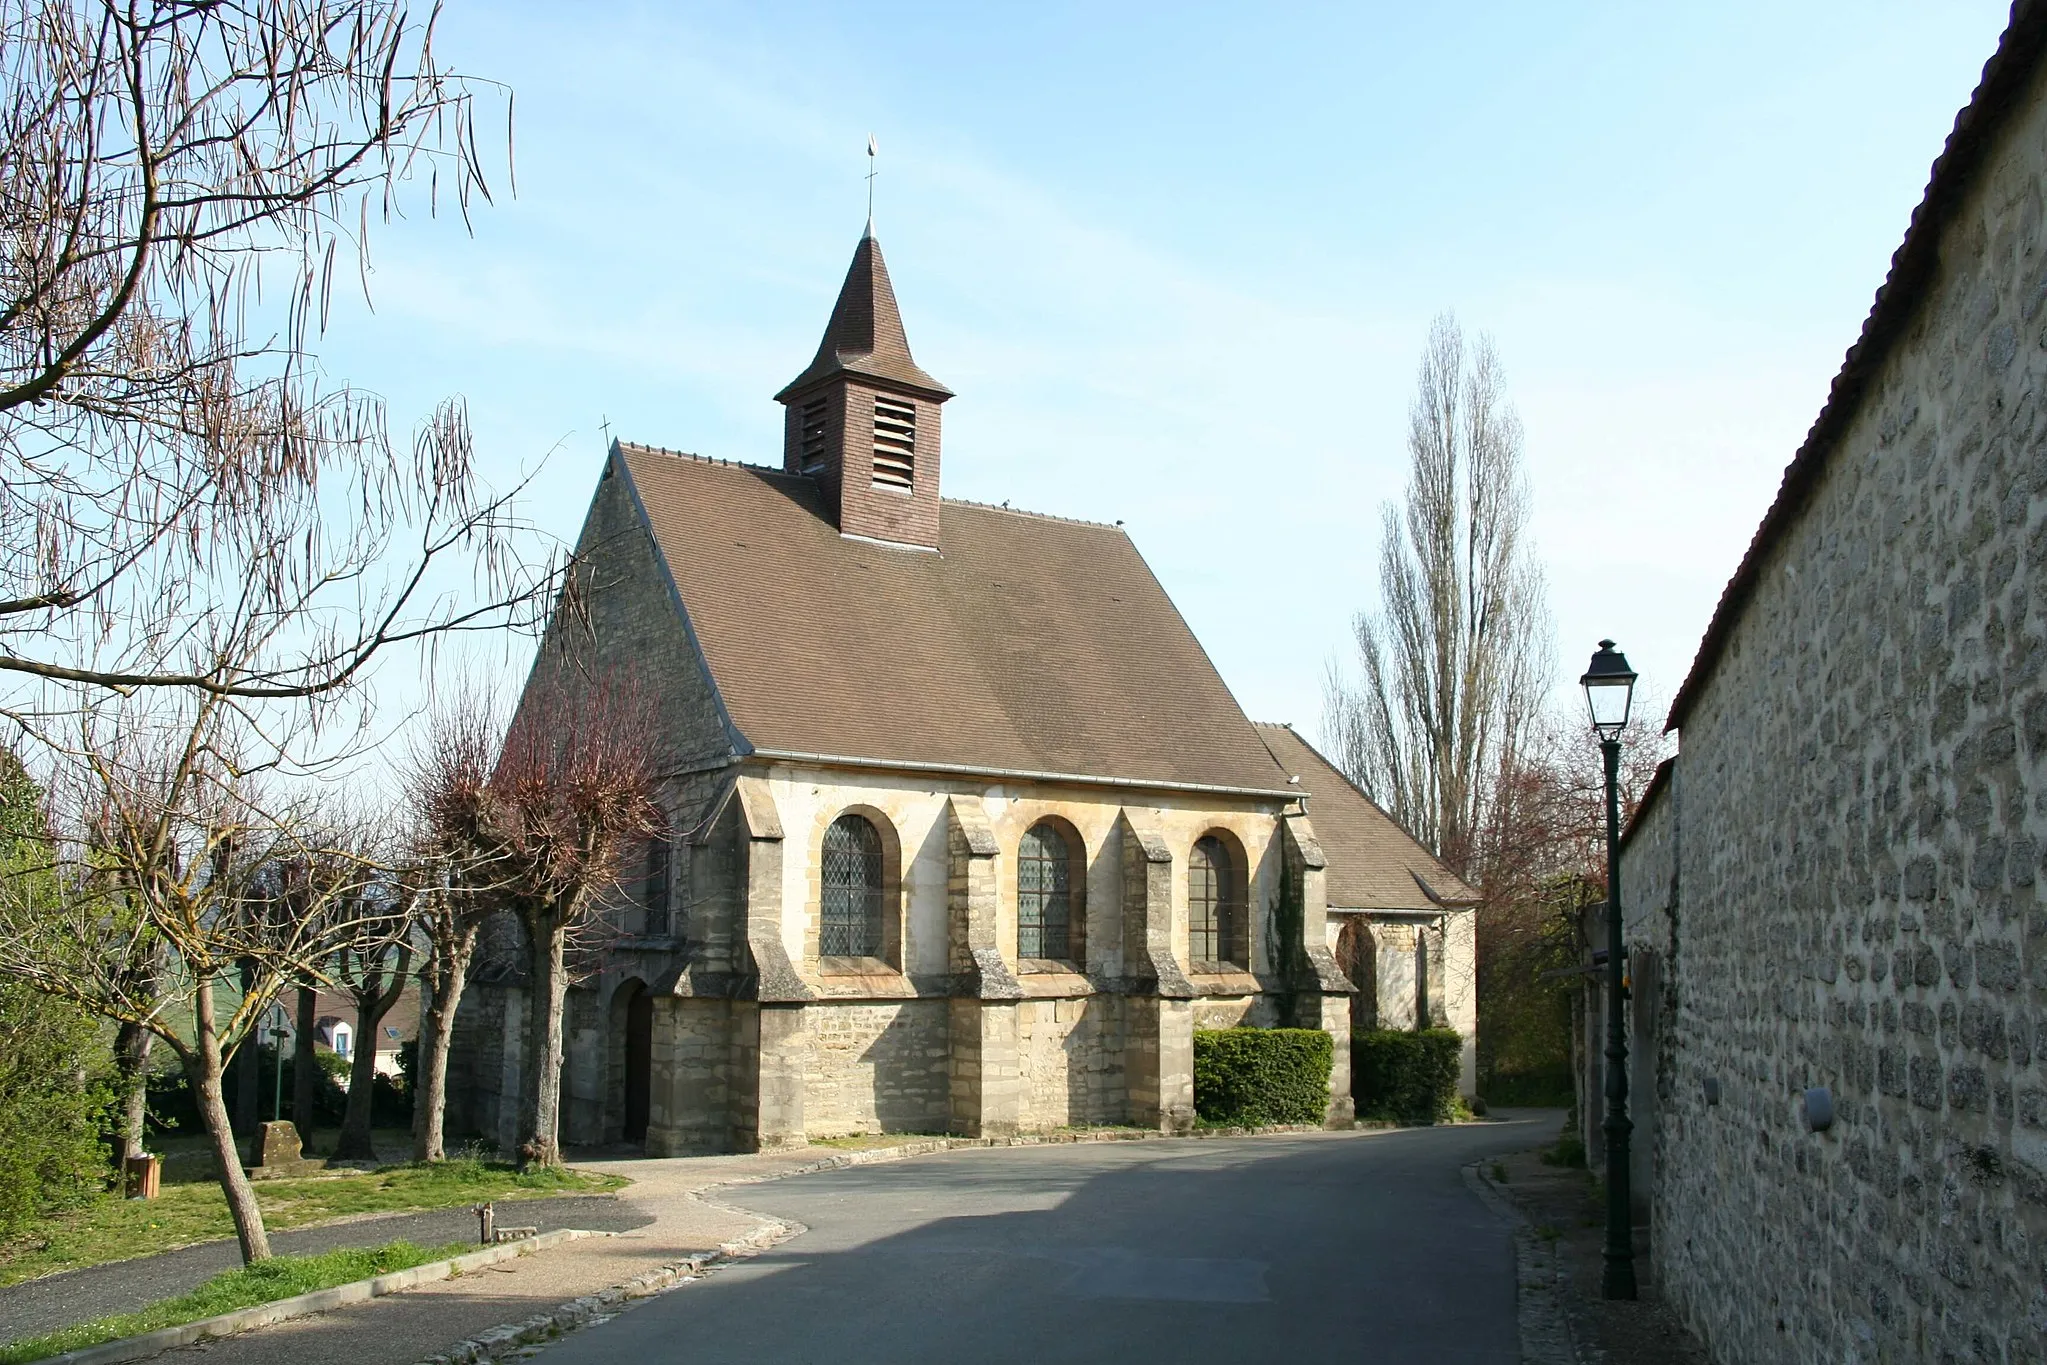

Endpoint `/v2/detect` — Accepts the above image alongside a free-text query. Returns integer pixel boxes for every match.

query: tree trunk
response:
[412,931,475,1163]
[232,960,259,1137]
[517,917,567,1170]
[292,983,318,1150]
[331,958,407,1162]
[193,982,271,1262]
[330,1007,384,1161]
[113,1021,155,1164]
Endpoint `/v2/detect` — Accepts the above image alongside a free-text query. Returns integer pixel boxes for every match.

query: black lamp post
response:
[1581,638,1638,1302]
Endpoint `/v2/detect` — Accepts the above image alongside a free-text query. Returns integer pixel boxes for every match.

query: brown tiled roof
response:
[1667,1,2046,730]
[616,444,1293,796]
[1254,723,1477,910]
[773,232,953,401]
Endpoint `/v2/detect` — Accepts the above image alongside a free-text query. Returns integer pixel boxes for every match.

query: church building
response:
[447,228,1475,1154]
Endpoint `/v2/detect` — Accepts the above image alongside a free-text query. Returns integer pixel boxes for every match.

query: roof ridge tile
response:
[617,441,802,480]
[941,496,1120,531]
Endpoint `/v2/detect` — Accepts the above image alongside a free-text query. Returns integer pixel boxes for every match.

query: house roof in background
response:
[616,443,1293,796]
[1254,722,1478,910]
[1667,0,2047,730]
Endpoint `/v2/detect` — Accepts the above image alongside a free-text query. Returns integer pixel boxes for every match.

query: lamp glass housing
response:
[1580,639,1638,741]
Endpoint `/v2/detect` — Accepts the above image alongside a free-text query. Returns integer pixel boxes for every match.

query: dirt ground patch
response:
[1487,1143,1711,1364]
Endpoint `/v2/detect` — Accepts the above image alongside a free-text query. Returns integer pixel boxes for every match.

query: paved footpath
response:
[139,1148,871,1365]
[0,1195,647,1345]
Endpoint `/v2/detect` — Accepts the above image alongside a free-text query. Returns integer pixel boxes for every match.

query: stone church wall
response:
[759,765,1292,984]
[1016,995,1129,1127]
[444,979,522,1152]
[1322,914,1478,1095]
[805,1000,952,1136]
[1620,56,2047,1365]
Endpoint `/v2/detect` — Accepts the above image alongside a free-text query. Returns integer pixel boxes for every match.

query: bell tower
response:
[775,228,954,549]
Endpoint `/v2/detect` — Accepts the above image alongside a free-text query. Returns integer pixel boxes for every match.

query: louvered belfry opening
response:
[798,397,829,474]
[775,229,953,548]
[871,396,916,489]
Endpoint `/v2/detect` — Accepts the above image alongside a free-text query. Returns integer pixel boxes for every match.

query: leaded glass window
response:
[821,814,884,957]
[1018,822,1072,960]
[1189,835,1243,967]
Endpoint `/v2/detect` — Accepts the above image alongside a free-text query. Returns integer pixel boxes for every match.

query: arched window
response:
[821,814,885,958]
[1018,822,1073,960]
[1335,918,1378,1032]
[1189,834,1245,968]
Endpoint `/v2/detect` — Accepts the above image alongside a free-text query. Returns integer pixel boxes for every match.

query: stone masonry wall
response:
[1017,995,1128,1128]
[1621,54,2047,1365]
[804,1000,952,1137]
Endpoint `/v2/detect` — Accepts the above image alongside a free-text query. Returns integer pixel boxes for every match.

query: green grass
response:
[0,1159,622,1290]
[0,1239,471,1363]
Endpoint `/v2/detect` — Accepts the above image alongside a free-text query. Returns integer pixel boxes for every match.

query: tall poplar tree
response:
[1323,314,1549,877]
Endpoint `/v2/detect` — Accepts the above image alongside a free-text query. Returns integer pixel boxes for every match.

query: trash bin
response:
[124,1154,161,1200]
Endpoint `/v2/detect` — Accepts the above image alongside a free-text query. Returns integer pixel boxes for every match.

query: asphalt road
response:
[0,1194,649,1346]
[536,1116,1556,1365]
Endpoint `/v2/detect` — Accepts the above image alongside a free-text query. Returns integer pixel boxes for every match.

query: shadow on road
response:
[543,1122,1553,1365]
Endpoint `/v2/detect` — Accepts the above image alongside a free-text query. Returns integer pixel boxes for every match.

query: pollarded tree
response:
[258,841,412,1163]
[1323,313,1550,878]
[403,687,502,1163]
[325,881,413,1163]
[465,673,657,1170]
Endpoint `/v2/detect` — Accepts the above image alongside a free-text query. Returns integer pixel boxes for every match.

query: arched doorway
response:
[613,980,652,1145]
[1334,918,1378,1032]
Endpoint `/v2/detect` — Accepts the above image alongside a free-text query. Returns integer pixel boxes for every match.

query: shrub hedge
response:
[1192,1027,1332,1127]
[1352,1028,1463,1123]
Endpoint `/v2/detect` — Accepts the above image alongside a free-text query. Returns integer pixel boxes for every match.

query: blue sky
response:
[317,1,2015,742]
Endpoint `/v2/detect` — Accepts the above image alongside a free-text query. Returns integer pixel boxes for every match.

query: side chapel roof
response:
[615,444,1294,796]
[1254,722,1478,911]
[1667,0,2047,730]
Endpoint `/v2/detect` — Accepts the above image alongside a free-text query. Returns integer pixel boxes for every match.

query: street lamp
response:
[1580,638,1638,1302]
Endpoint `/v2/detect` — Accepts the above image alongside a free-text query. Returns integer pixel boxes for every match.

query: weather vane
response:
[866,134,878,234]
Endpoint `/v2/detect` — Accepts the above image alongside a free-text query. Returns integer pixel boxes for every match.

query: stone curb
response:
[36,1229,599,1365]
[1461,1162,1582,1365]
[415,1123,1375,1365]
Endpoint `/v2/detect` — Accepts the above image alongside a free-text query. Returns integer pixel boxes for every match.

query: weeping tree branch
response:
[0,1,551,715]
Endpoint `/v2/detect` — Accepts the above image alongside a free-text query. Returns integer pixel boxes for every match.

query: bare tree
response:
[1323,313,1549,877]
[0,699,397,1262]
[470,672,656,1169]
[0,0,540,715]
[1465,706,1670,1102]
[403,687,499,1163]
[270,843,411,1163]
[329,892,410,1161]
